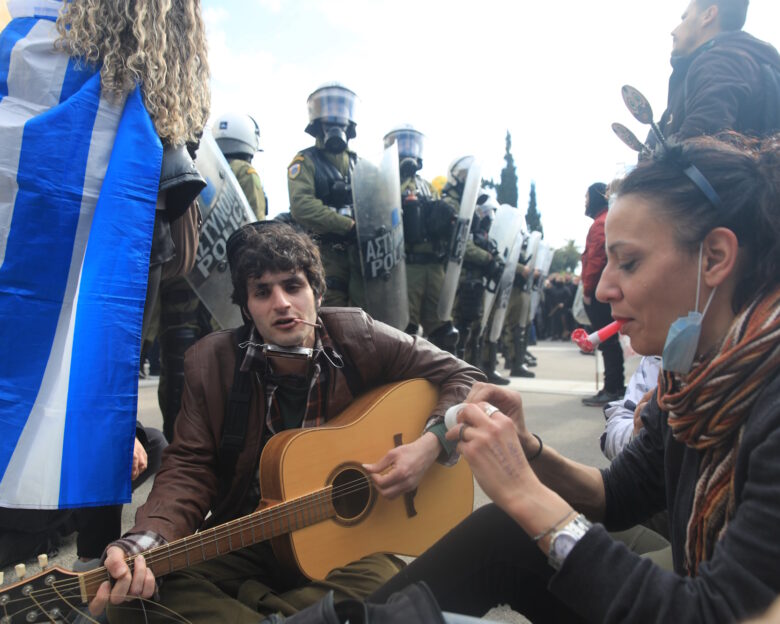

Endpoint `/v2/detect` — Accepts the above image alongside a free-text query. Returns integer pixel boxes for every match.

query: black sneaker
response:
[581,389,623,407]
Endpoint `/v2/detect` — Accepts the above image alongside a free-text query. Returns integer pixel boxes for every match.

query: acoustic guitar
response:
[0,379,474,623]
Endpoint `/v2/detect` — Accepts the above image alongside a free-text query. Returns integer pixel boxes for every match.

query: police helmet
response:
[475,187,499,220]
[383,125,425,161]
[446,155,476,189]
[305,82,358,139]
[212,113,261,158]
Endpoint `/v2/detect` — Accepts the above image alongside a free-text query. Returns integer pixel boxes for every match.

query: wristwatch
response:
[547,514,593,570]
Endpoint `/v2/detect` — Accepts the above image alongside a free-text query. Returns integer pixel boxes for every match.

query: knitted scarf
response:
[658,286,780,575]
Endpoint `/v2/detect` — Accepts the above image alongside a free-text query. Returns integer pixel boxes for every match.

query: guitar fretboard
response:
[80,485,336,601]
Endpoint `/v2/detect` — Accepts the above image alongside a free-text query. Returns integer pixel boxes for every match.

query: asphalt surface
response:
[1,338,638,622]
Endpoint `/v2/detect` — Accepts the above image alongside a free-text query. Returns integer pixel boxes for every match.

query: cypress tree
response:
[525,182,543,236]
[496,131,518,207]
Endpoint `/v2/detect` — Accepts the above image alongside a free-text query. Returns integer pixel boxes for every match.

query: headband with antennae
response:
[613,85,723,210]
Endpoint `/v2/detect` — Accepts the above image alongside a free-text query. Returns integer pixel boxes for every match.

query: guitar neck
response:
[80,485,335,602]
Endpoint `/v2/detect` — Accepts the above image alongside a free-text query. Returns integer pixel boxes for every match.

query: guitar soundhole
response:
[329,465,374,526]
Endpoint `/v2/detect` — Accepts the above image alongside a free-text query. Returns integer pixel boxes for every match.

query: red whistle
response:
[571,319,626,353]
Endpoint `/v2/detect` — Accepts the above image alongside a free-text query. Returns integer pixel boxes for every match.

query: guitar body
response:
[260,379,474,580]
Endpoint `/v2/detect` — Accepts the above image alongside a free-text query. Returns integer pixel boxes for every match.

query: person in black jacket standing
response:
[659,0,780,141]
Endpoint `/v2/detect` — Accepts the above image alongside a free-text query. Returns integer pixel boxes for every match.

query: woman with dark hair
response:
[371,134,780,623]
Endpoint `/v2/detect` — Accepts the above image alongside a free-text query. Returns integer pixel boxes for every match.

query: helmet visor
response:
[307,86,357,125]
[389,130,423,160]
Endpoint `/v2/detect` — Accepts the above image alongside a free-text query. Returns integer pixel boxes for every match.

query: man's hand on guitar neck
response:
[363,431,440,500]
[88,546,156,616]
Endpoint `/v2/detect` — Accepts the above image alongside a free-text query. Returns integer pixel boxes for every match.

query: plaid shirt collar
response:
[238,319,344,435]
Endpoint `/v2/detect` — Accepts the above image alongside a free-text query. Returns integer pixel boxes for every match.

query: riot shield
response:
[488,225,527,343]
[353,142,409,330]
[479,205,524,337]
[437,161,482,321]
[187,133,257,329]
[530,243,555,320]
[521,231,542,292]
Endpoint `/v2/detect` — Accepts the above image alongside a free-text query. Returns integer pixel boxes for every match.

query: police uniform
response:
[454,238,492,363]
[402,175,454,339]
[287,140,363,308]
[229,158,266,219]
[500,262,536,377]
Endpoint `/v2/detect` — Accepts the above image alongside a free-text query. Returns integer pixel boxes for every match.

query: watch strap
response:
[547,514,593,570]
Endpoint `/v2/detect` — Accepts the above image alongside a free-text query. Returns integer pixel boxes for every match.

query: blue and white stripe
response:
[0,1,162,508]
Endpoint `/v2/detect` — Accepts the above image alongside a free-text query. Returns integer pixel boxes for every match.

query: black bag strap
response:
[218,327,254,486]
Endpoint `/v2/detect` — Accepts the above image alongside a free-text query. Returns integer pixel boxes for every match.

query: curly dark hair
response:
[612,132,780,312]
[227,221,326,312]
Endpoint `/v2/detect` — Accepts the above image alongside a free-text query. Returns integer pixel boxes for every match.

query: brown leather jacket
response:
[131,307,483,541]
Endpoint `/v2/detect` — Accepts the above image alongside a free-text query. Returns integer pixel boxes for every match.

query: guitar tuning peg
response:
[38,554,48,569]
[14,563,26,579]
[0,570,4,585]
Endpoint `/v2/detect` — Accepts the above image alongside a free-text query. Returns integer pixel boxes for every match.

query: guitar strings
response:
[3,473,370,617]
[2,472,379,616]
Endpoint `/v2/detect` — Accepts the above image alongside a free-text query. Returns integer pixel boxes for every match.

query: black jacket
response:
[550,373,780,623]
[659,31,780,140]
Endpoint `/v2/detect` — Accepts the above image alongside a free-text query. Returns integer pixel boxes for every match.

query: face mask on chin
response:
[662,244,717,374]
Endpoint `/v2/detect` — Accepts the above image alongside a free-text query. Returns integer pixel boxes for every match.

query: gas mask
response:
[322,122,349,153]
[662,244,717,374]
[399,157,421,179]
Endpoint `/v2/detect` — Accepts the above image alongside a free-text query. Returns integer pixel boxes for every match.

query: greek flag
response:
[0,1,161,508]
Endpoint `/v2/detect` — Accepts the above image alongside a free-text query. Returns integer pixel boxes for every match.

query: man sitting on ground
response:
[90,221,483,623]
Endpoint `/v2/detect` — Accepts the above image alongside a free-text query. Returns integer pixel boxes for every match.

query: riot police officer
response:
[454,190,511,385]
[213,112,267,219]
[501,254,537,378]
[288,83,362,307]
[385,125,458,352]
[454,190,499,362]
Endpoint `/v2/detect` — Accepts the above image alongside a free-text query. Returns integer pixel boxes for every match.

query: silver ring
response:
[458,423,470,442]
[484,404,499,417]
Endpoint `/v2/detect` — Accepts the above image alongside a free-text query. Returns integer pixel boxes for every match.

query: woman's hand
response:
[464,382,537,452]
[445,399,540,512]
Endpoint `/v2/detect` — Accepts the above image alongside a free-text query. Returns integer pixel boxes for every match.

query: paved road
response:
[1,340,637,621]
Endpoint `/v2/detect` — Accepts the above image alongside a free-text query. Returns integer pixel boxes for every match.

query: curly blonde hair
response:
[56,0,210,146]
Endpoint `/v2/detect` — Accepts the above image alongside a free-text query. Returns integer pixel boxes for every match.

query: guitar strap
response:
[218,326,254,489]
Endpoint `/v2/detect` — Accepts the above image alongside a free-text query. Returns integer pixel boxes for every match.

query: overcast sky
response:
[201,0,779,249]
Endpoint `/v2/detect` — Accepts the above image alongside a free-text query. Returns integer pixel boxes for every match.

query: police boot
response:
[159,327,200,442]
[427,322,460,356]
[455,323,470,360]
[510,329,535,378]
[524,326,538,366]
[468,334,484,368]
[483,341,510,386]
